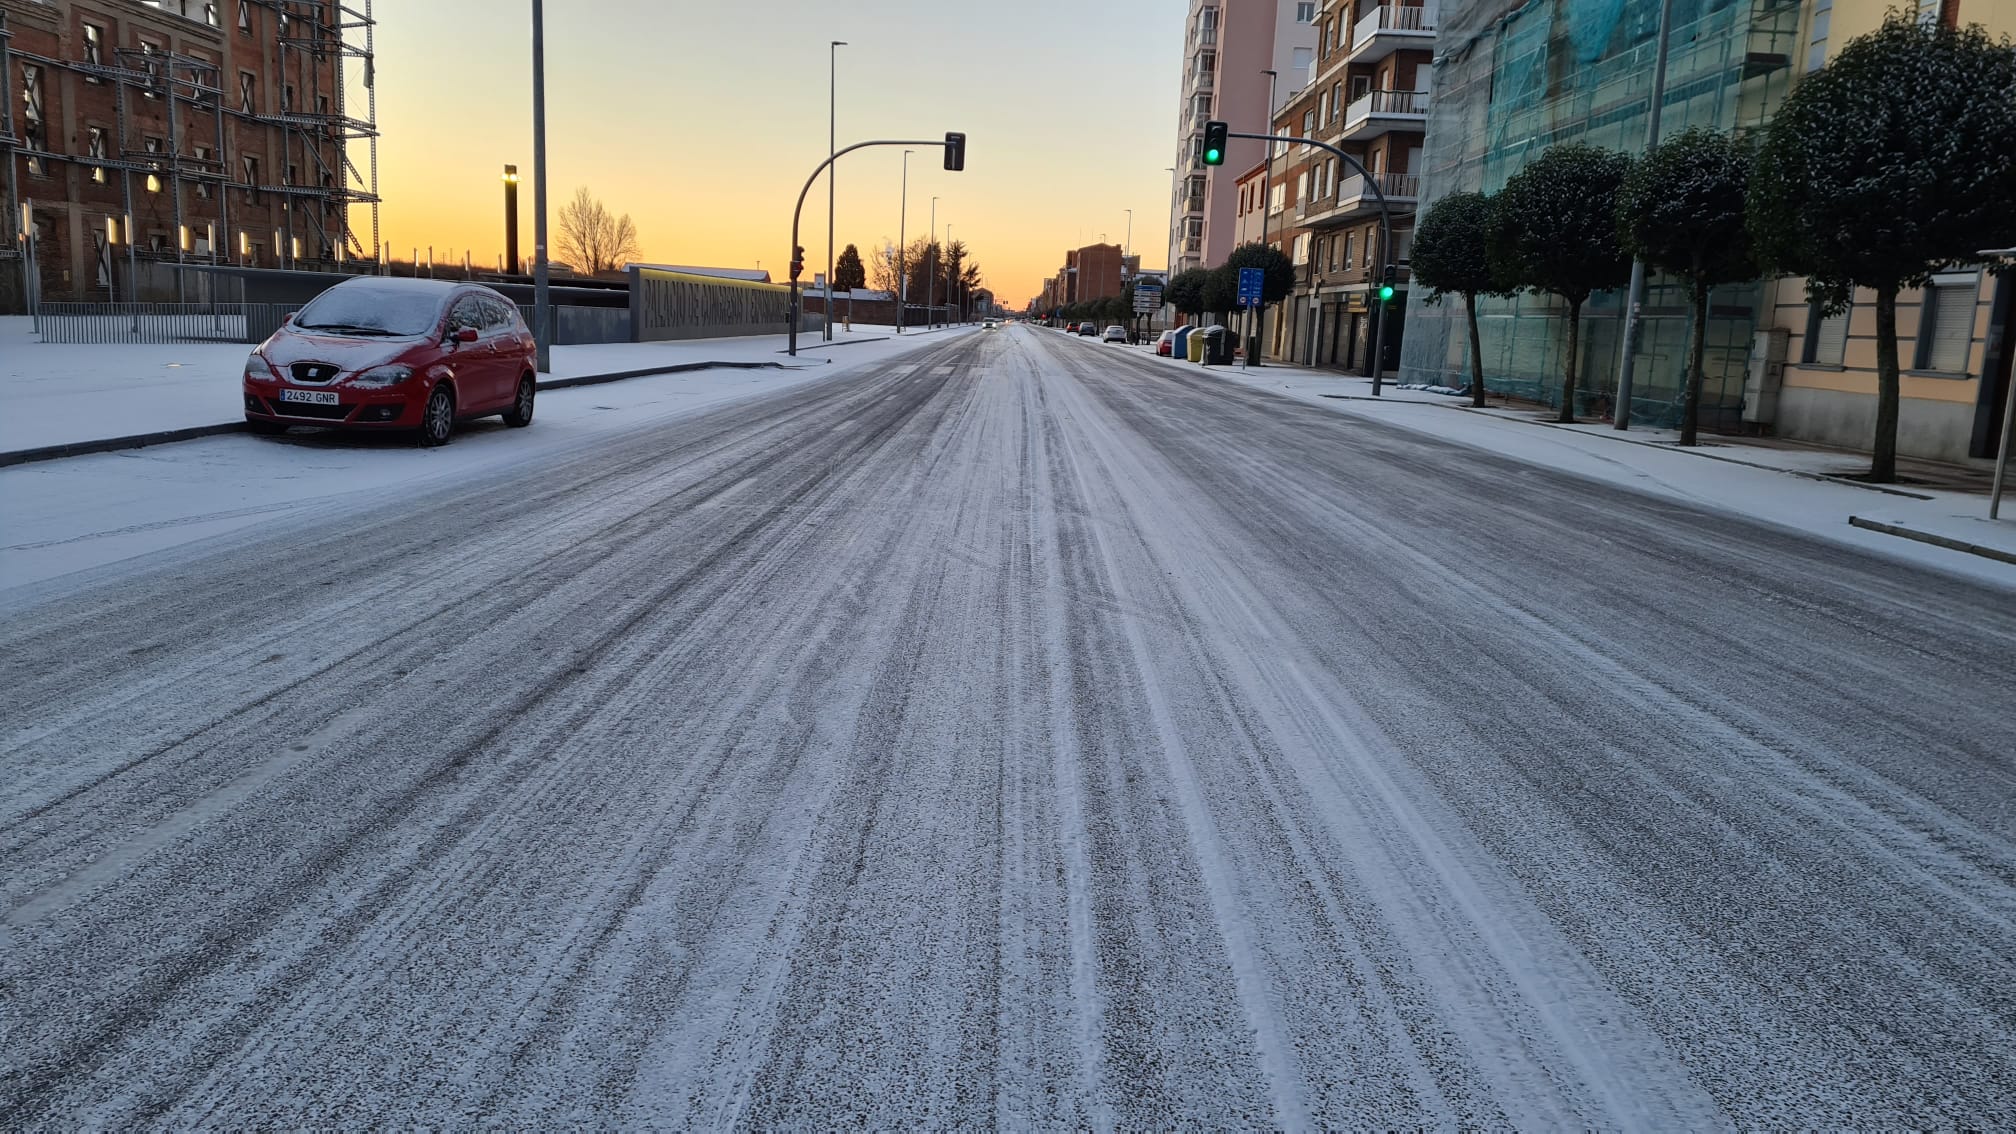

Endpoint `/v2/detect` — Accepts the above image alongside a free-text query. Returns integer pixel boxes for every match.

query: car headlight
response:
[351,364,414,388]
[244,353,271,380]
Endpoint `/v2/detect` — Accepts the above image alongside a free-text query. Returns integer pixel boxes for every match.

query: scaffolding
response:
[2,0,378,302]
[1398,0,1802,426]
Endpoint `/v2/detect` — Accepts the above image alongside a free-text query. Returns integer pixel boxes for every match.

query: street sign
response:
[1133,284,1162,313]
[1237,267,1264,308]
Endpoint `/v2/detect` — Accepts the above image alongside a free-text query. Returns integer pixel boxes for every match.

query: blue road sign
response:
[1238,267,1265,308]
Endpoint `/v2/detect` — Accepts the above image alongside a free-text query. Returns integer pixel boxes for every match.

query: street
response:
[3,326,2013,1126]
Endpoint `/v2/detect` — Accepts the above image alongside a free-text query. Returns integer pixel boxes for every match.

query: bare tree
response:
[555,187,640,276]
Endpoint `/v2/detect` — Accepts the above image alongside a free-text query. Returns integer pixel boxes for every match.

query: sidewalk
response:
[0,317,967,464]
[1133,345,2016,582]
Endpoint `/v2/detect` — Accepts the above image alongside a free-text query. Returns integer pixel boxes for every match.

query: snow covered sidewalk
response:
[1131,346,2016,578]
[0,317,970,460]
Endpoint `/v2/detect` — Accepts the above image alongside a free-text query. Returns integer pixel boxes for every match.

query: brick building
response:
[2,0,378,304]
[1261,0,1433,373]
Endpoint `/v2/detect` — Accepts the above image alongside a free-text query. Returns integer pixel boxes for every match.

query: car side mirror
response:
[452,327,479,343]
[282,312,294,325]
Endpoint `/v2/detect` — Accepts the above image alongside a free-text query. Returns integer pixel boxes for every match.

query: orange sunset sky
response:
[361,0,1186,307]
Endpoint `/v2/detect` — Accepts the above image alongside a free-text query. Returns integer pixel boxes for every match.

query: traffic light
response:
[944,132,966,171]
[1201,120,1229,166]
[1377,264,1396,302]
[790,245,806,281]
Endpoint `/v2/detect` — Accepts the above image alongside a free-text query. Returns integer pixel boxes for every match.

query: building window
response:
[194,145,213,198]
[283,84,295,112]
[1344,230,1357,270]
[1806,0,1832,71]
[88,127,109,184]
[244,155,261,204]
[1292,46,1314,88]
[206,1,220,27]
[1270,183,1285,215]
[239,0,253,33]
[140,40,166,98]
[1296,2,1316,22]
[1293,232,1311,265]
[317,94,330,116]
[1351,74,1371,100]
[22,66,47,176]
[145,138,165,192]
[240,71,257,111]
[83,23,105,80]
[1803,300,1850,366]
[1917,279,1978,373]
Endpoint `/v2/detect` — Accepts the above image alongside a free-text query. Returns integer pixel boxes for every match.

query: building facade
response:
[2,0,377,305]
[1167,0,1319,280]
[1759,0,2014,462]
[1258,0,1433,373]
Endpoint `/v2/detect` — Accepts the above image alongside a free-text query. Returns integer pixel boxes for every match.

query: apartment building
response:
[2,0,377,304]
[1257,0,1433,373]
[1167,0,1319,280]
[1759,0,2015,462]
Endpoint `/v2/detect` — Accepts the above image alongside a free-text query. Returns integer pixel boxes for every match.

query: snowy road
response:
[4,326,2013,1127]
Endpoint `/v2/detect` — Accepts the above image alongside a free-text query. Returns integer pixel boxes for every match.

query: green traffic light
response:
[1204,149,1222,164]
[1378,284,1395,301]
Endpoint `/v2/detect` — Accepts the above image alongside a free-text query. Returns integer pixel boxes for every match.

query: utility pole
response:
[1259,68,1278,362]
[502,164,519,276]
[826,41,845,340]
[531,0,551,372]
[928,196,937,329]
[898,149,912,334]
[1613,0,1677,429]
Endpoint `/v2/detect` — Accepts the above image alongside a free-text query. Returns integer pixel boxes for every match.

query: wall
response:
[628,266,821,342]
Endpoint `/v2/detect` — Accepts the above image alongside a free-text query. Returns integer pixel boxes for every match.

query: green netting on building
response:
[1400,0,1801,426]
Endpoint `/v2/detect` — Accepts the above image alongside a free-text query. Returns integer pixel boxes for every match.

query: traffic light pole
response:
[789,135,964,357]
[1223,129,1394,394]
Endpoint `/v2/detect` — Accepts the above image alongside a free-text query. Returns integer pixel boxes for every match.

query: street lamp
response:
[1614,0,1679,430]
[531,0,551,372]
[826,40,846,341]
[929,196,938,328]
[898,149,913,334]
[946,222,956,324]
[502,164,519,277]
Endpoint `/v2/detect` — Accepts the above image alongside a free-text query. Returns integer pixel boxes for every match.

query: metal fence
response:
[35,302,304,345]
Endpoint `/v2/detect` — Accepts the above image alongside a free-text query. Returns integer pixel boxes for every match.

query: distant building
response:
[1168,0,1320,279]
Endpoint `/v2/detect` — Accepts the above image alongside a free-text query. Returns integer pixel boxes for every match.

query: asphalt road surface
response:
[4,327,2013,1127]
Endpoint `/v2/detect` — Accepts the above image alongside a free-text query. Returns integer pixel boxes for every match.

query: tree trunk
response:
[1871,285,1901,482]
[1558,299,1581,424]
[1680,279,1709,447]
[1466,290,1486,407]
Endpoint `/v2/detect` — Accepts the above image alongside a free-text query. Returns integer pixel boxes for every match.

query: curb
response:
[0,358,810,468]
[1848,516,2016,566]
[0,422,249,468]
[1309,392,1943,502]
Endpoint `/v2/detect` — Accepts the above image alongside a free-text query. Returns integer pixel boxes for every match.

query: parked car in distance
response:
[1156,329,1179,356]
[243,277,537,447]
[1077,323,1098,336]
[1103,325,1127,343]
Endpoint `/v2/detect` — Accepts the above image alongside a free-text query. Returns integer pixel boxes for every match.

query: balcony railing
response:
[1352,4,1437,59]
[1342,89,1430,136]
[1335,172,1421,205]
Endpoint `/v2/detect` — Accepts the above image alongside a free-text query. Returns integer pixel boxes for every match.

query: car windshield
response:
[293,286,444,337]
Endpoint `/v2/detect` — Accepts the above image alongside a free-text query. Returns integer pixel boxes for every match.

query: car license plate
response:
[279,389,340,405]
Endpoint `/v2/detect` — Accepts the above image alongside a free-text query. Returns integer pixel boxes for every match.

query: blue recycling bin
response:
[1174,326,1196,361]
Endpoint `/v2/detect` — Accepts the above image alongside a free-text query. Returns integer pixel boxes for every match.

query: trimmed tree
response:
[1200,266,1238,322]
[1410,190,1504,407]
[1618,127,1757,446]
[1490,143,1634,422]
[1224,242,1296,361]
[1166,268,1210,319]
[1749,13,2016,481]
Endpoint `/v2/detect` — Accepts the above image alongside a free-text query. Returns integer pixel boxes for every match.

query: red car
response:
[244,277,537,446]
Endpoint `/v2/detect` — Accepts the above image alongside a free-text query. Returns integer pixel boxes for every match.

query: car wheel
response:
[419,385,455,447]
[245,418,288,436]
[502,375,535,428]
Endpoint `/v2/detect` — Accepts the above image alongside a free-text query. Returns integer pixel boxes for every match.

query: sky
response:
[361,0,1187,307]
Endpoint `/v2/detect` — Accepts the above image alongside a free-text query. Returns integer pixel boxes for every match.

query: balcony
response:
[1340,88,1428,141]
[1302,172,1420,228]
[1349,4,1437,65]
